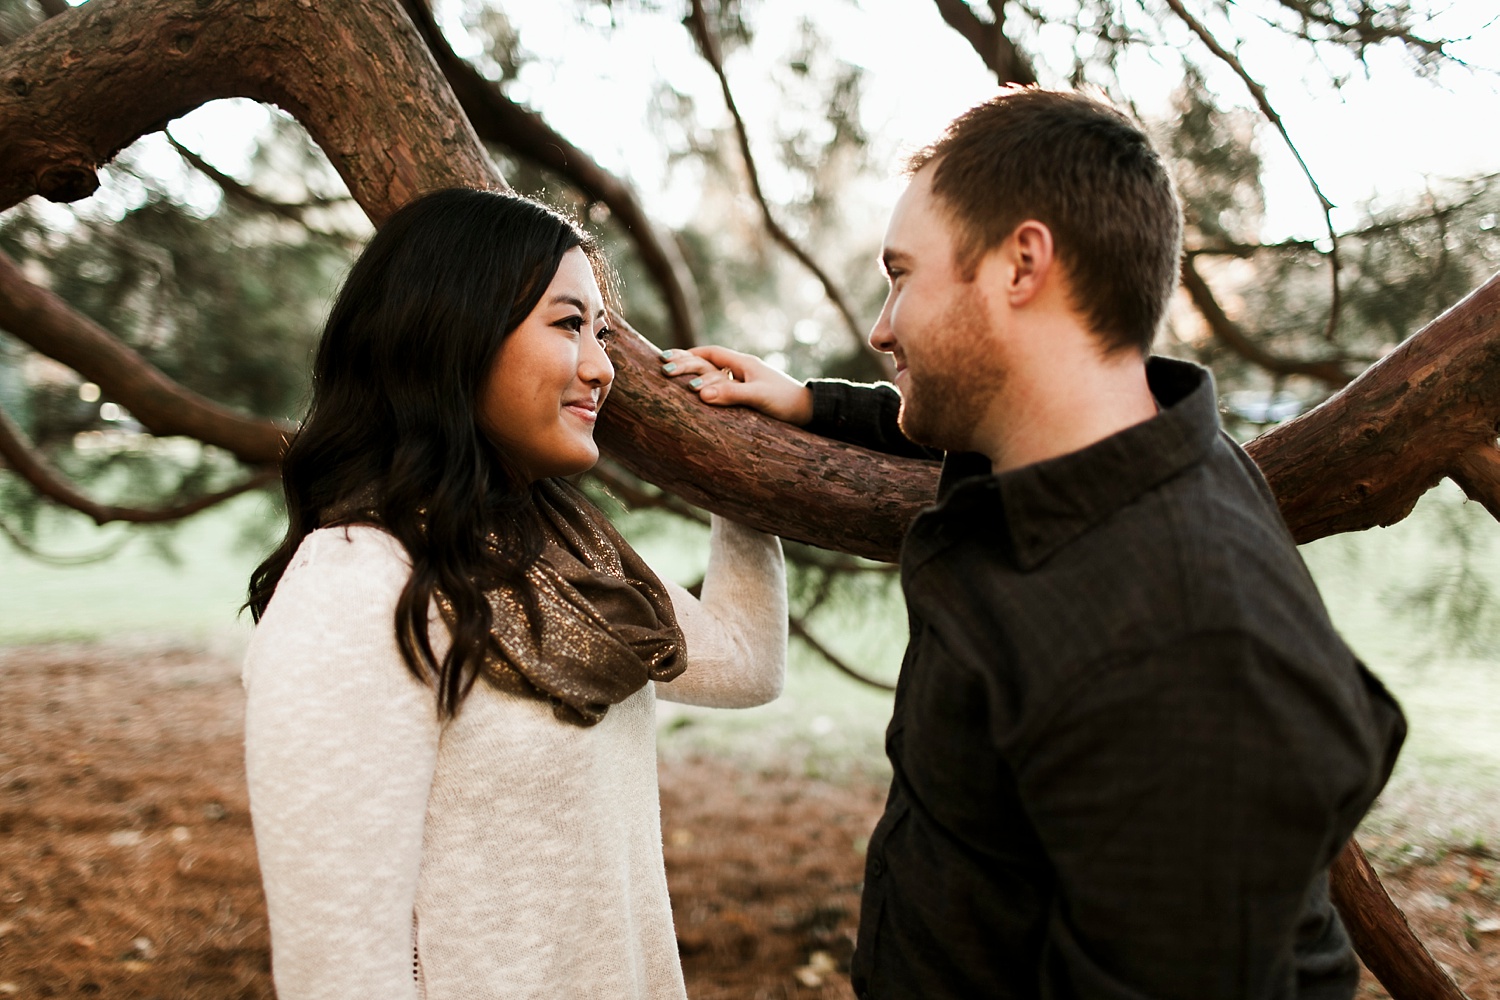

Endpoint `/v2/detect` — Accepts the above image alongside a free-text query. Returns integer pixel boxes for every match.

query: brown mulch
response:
[0,644,1495,999]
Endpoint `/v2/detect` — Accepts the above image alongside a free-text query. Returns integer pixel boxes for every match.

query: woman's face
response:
[479,247,614,481]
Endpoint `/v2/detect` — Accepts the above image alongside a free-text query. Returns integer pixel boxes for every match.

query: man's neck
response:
[970,336,1157,475]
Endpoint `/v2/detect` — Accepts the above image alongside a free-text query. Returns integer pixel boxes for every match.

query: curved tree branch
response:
[788,613,895,692]
[686,0,888,379]
[166,133,350,225]
[1161,0,1344,344]
[1181,255,1354,388]
[1247,270,1500,544]
[930,0,1038,85]
[0,0,503,222]
[1450,439,1500,523]
[0,249,289,465]
[396,0,702,350]
[0,403,276,525]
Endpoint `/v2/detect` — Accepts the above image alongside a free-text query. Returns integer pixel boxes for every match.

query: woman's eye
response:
[557,315,585,334]
[596,326,615,345]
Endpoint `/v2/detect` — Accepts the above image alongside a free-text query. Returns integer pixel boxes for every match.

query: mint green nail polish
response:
[662,362,678,373]
[689,377,703,389]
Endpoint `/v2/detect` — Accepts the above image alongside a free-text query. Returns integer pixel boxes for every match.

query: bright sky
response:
[151,0,1500,247]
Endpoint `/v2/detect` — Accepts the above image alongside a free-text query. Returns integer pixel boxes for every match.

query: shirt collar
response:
[928,356,1221,571]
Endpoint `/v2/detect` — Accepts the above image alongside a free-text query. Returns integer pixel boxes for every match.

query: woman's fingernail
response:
[662,362,678,373]
[660,349,673,359]
[689,377,703,389]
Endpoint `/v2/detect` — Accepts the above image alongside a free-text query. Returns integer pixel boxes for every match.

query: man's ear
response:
[1004,220,1054,307]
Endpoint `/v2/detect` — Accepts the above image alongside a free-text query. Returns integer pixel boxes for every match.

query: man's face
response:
[870,165,1007,453]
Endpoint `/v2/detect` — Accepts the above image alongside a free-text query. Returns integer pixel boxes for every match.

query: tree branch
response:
[1161,0,1344,343]
[588,458,710,526]
[397,0,702,350]
[1247,270,1500,543]
[0,0,503,222]
[686,0,887,378]
[0,404,276,525]
[0,515,132,565]
[1180,255,1353,388]
[596,317,939,562]
[1329,840,1471,1000]
[0,248,290,466]
[1450,439,1500,523]
[165,133,348,224]
[929,0,1038,85]
[788,614,895,692]
[1268,0,1447,59]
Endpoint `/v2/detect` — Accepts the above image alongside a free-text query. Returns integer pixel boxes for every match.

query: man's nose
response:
[869,302,896,354]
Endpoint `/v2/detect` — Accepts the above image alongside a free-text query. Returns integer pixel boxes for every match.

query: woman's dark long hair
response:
[247,188,606,717]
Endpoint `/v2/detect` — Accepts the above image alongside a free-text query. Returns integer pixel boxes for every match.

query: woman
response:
[243,188,786,999]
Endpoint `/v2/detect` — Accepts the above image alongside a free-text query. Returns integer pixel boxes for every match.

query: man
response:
[661,88,1405,999]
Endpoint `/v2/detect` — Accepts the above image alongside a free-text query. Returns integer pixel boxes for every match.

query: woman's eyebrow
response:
[549,294,606,320]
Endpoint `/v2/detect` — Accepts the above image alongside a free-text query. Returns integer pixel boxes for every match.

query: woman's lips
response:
[563,401,598,422]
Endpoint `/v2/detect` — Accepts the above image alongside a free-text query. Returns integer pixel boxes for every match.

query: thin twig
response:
[686,0,887,376]
[0,515,133,565]
[1180,256,1353,387]
[589,459,710,526]
[0,404,277,525]
[788,613,895,692]
[1162,0,1344,343]
[165,133,349,224]
[1267,0,1447,59]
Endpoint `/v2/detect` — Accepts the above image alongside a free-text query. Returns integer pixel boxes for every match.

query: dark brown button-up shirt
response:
[807,357,1406,1000]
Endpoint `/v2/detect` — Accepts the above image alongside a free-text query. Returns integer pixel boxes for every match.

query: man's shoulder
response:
[913,434,1351,701]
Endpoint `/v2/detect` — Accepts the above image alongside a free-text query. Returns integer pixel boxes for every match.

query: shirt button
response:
[869,856,884,878]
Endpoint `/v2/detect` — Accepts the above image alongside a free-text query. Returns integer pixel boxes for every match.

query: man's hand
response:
[659,345,814,426]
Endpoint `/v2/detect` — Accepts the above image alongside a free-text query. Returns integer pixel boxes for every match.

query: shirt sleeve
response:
[243,527,442,1000]
[655,515,787,708]
[1012,631,1372,999]
[805,378,943,460]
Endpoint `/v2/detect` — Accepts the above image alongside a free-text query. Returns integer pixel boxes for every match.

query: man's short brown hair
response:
[910,88,1182,355]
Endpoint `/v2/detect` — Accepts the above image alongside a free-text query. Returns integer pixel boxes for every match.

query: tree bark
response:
[1247,271,1500,543]
[596,323,938,562]
[0,0,501,223]
[1330,841,1470,1000]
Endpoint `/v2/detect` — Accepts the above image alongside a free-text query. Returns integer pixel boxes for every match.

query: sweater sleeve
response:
[655,515,787,708]
[243,527,442,1000]
[806,378,943,460]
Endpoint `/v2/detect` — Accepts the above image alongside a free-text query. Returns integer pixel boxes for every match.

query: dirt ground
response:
[1,644,1496,999]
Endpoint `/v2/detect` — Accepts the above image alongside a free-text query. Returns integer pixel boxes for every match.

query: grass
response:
[2,481,1496,842]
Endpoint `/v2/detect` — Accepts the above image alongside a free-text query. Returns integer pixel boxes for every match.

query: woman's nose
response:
[580,334,614,387]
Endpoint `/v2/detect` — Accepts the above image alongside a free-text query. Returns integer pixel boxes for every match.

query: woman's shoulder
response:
[284,524,412,580]
[260,525,413,625]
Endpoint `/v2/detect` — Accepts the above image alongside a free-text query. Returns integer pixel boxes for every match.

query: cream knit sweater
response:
[243,515,786,1000]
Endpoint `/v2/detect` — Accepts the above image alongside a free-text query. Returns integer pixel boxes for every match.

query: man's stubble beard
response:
[896,283,1007,454]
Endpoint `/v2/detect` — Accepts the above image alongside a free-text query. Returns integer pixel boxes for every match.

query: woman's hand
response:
[659,345,814,426]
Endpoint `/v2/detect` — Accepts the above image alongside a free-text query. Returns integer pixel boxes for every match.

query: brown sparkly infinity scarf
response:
[444,478,685,726]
